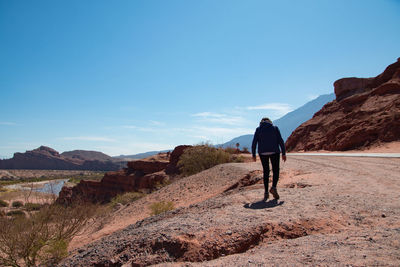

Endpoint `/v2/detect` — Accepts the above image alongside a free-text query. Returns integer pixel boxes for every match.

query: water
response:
[5,179,69,196]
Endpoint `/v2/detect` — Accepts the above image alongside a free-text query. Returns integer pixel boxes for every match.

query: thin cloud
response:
[0,122,17,126]
[192,112,245,125]
[192,126,252,137]
[246,103,293,118]
[149,120,166,126]
[61,136,116,142]
[246,103,292,112]
[122,125,158,132]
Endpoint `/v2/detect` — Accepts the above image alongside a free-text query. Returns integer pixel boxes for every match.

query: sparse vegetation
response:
[111,192,145,206]
[67,172,105,184]
[5,210,25,217]
[24,202,43,211]
[0,202,100,267]
[11,200,23,208]
[178,144,244,176]
[150,201,174,215]
[0,199,8,207]
[224,146,238,154]
[0,170,105,186]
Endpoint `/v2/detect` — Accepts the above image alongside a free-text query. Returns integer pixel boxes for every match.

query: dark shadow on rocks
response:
[243,199,284,210]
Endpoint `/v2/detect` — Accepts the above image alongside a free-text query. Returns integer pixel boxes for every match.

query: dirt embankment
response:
[62,156,400,266]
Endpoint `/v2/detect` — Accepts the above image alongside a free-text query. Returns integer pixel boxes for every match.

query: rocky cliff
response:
[0,146,124,171]
[57,145,191,204]
[286,58,400,151]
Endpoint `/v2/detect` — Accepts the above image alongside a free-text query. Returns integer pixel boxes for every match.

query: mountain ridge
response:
[0,146,124,171]
[220,93,335,149]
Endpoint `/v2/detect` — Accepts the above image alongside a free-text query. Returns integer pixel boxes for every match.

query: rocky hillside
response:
[286,58,400,151]
[59,156,400,266]
[0,146,124,171]
[61,150,119,162]
[57,146,191,204]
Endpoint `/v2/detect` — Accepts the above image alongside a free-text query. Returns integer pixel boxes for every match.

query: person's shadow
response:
[243,199,284,209]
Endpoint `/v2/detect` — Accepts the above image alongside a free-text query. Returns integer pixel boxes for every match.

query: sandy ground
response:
[65,154,400,266]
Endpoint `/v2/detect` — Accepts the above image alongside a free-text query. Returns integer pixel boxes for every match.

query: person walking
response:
[252,117,286,201]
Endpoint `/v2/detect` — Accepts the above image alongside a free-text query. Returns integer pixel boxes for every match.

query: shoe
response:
[263,192,269,201]
[269,187,280,200]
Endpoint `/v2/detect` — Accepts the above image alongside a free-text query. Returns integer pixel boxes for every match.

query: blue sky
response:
[1,0,399,158]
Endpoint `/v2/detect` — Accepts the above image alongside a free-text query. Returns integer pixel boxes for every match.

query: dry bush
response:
[224,147,238,154]
[11,201,23,208]
[111,192,145,206]
[0,201,99,267]
[24,202,43,211]
[178,144,242,176]
[149,201,174,215]
[0,199,8,207]
[5,210,25,217]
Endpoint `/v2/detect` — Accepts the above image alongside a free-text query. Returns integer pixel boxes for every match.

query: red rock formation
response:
[0,146,123,171]
[57,146,189,204]
[165,145,192,174]
[127,160,169,175]
[286,58,400,151]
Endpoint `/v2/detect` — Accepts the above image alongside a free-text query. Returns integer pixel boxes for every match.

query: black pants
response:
[259,153,280,192]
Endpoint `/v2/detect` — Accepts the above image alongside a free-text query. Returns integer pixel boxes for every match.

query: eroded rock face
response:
[286,58,400,151]
[165,145,192,174]
[57,146,189,204]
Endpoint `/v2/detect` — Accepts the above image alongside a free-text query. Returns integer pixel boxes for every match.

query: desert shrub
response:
[224,147,238,154]
[24,202,43,211]
[0,202,99,267]
[231,155,245,163]
[178,145,234,176]
[5,210,25,217]
[150,201,174,215]
[0,199,8,207]
[11,200,23,208]
[242,147,250,153]
[111,192,145,206]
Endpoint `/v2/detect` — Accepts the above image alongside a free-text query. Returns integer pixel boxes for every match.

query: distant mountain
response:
[61,150,121,162]
[113,150,171,160]
[219,135,253,150]
[273,93,335,141]
[0,146,124,171]
[220,93,335,149]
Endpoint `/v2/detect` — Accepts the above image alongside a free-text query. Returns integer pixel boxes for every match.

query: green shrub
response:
[0,199,8,207]
[111,192,145,206]
[150,201,174,215]
[178,145,234,176]
[6,210,25,217]
[11,200,23,208]
[24,202,43,211]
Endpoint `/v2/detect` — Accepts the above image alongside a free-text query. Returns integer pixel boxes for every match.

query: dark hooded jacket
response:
[251,122,286,157]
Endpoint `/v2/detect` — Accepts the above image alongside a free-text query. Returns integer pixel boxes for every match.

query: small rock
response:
[381,213,386,218]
